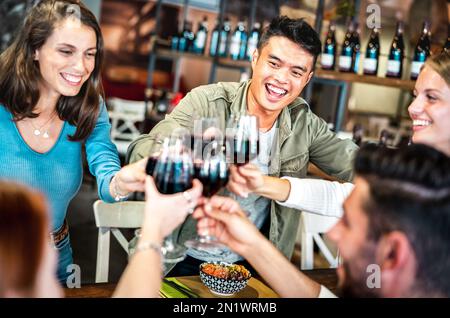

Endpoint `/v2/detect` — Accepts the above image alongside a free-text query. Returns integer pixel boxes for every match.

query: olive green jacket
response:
[127,80,358,260]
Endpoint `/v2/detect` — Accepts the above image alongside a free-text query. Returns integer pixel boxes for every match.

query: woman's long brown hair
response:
[0,181,49,296]
[0,0,104,141]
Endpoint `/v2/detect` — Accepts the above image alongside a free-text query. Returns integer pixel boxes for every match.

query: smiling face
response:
[247,36,314,117]
[408,66,450,155]
[34,17,97,100]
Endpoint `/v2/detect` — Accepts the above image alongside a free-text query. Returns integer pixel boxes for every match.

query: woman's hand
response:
[142,176,203,240]
[227,164,265,198]
[192,196,262,255]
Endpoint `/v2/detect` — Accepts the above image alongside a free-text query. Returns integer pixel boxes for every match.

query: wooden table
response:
[65,276,277,298]
[64,269,338,298]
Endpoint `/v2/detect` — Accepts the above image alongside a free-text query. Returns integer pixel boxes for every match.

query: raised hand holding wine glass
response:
[152,131,195,262]
[184,114,230,251]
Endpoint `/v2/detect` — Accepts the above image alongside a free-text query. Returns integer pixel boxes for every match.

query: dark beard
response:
[337,251,381,298]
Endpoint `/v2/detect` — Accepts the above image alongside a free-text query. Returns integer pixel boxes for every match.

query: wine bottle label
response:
[229,36,241,56]
[387,60,401,75]
[354,53,360,73]
[171,37,179,50]
[321,53,334,68]
[219,35,227,54]
[210,32,219,55]
[363,58,378,72]
[194,31,206,49]
[246,37,258,58]
[339,56,352,70]
[411,61,424,77]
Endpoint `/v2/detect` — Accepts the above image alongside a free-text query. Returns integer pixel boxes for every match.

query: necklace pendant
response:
[34,129,41,136]
[43,131,50,139]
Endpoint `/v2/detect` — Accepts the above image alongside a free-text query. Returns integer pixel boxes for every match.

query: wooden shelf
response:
[155,48,213,62]
[155,48,251,69]
[155,48,415,90]
[315,69,415,91]
[217,57,251,68]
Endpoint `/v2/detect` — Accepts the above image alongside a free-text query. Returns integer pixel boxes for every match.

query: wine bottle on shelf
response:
[229,21,247,60]
[193,16,208,55]
[363,28,380,76]
[238,22,248,60]
[218,17,231,57]
[179,21,194,52]
[411,20,431,80]
[339,21,355,72]
[321,21,337,70]
[352,23,361,73]
[386,21,405,78]
[209,19,220,57]
[171,29,180,51]
[246,22,261,60]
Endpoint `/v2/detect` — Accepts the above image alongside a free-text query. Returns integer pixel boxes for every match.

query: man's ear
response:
[377,231,412,270]
[251,49,259,71]
[376,231,416,296]
[305,70,314,85]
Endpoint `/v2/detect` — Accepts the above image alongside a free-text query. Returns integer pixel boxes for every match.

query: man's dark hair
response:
[257,16,321,69]
[355,144,450,297]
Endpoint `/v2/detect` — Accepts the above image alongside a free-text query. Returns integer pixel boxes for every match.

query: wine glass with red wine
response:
[152,132,193,262]
[226,113,259,166]
[145,135,166,177]
[185,116,229,251]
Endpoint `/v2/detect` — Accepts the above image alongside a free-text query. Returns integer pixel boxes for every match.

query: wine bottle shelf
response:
[155,48,416,90]
[155,48,214,62]
[155,48,252,69]
[315,69,415,90]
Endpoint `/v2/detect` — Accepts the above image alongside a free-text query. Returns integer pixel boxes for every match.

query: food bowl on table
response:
[199,262,252,297]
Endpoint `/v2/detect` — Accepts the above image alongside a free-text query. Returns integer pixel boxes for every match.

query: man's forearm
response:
[253,176,291,202]
[243,233,321,298]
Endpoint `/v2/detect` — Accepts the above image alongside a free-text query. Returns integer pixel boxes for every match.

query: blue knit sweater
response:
[0,103,121,231]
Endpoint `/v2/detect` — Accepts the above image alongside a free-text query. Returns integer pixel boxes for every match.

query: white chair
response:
[300,212,340,270]
[93,200,145,283]
[108,97,151,157]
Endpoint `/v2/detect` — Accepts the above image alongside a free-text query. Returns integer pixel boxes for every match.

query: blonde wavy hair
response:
[424,51,450,86]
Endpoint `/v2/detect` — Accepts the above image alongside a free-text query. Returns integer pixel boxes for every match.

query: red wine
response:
[145,156,159,176]
[411,21,431,80]
[194,161,229,197]
[321,21,337,70]
[363,28,380,76]
[386,21,404,78]
[227,138,259,166]
[154,160,193,194]
[191,134,222,157]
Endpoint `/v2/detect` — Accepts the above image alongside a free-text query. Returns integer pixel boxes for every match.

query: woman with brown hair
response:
[0,0,147,282]
[0,178,202,297]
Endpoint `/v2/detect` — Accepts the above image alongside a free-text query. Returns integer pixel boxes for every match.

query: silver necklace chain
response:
[28,112,57,139]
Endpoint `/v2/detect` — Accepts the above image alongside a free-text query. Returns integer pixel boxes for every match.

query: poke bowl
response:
[199,262,252,297]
